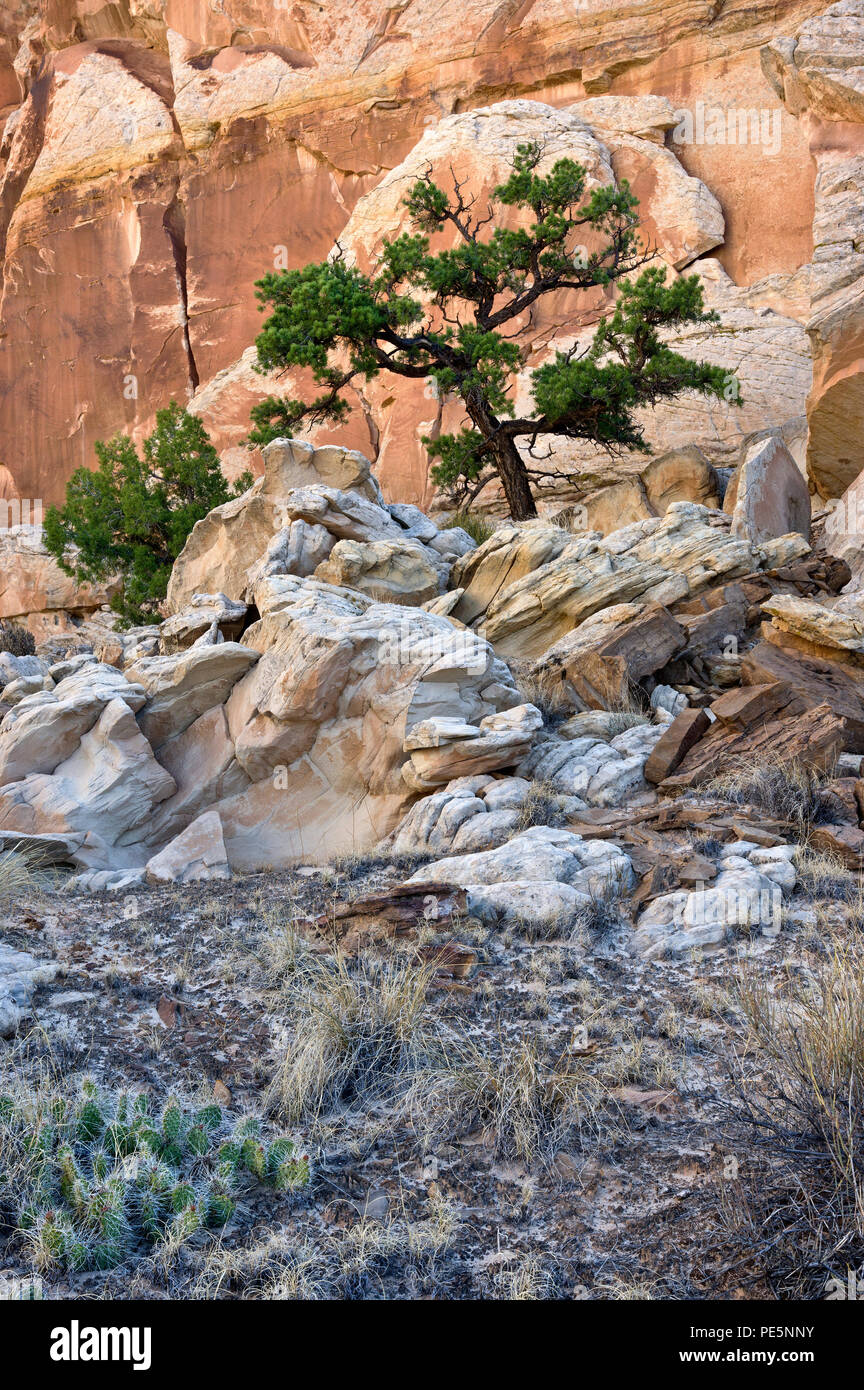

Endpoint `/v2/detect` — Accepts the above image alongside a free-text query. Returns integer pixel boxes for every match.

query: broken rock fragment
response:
[145,810,232,884]
[724,434,810,544]
[402,704,543,790]
[0,943,58,1037]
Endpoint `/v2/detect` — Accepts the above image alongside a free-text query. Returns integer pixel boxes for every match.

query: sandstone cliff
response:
[0,1,860,511]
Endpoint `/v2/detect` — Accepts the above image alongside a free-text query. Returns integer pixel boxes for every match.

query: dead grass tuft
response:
[266,953,436,1122]
[794,847,861,904]
[707,755,835,841]
[0,846,55,902]
[0,622,36,656]
[725,949,864,1296]
[406,1033,598,1163]
[513,666,572,727]
[516,780,570,832]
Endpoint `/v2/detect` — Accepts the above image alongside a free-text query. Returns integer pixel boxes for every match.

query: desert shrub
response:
[0,622,35,656]
[43,402,252,628]
[604,707,650,734]
[330,848,436,880]
[0,1080,308,1274]
[482,1252,561,1300]
[707,755,835,839]
[725,951,864,1297]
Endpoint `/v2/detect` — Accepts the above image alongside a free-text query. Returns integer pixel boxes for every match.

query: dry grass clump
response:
[512,908,573,945]
[330,848,435,880]
[260,919,314,986]
[483,1252,560,1300]
[604,710,649,735]
[570,888,627,941]
[602,690,651,733]
[406,1033,597,1163]
[516,780,570,831]
[725,950,864,1297]
[266,953,436,1122]
[793,847,861,905]
[195,1201,456,1300]
[707,755,835,840]
[0,621,36,656]
[567,863,632,944]
[0,846,55,903]
[597,1273,660,1300]
[512,666,572,727]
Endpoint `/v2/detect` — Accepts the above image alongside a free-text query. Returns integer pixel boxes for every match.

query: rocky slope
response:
[2,423,864,1303]
[2,0,860,515]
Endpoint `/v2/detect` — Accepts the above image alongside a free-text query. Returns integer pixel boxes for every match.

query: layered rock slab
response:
[453,503,811,660]
[0,698,176,865]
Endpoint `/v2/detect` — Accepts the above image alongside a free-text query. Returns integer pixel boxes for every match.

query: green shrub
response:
[442,511,496,546]
[42,402,253,628]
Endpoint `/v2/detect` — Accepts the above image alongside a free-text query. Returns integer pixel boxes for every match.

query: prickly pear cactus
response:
[0,1081,311,1274]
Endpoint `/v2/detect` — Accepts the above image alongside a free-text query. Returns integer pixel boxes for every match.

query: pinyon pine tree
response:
[248,141,737,519]
[44,402,252,627]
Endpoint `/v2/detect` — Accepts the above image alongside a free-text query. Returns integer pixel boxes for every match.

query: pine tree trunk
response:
[492,434,537,520]
[465,390,537,520]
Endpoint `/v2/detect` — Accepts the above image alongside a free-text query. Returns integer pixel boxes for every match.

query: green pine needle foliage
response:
[248,140,739,516]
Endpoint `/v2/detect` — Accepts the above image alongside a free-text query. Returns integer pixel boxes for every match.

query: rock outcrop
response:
[166,436,460,612]
[5,422,864,949]
[0,457,537,873]
[408,825,634,928]
[763,2,864,499]
[452,503,810,659]
[634,842,795,957]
